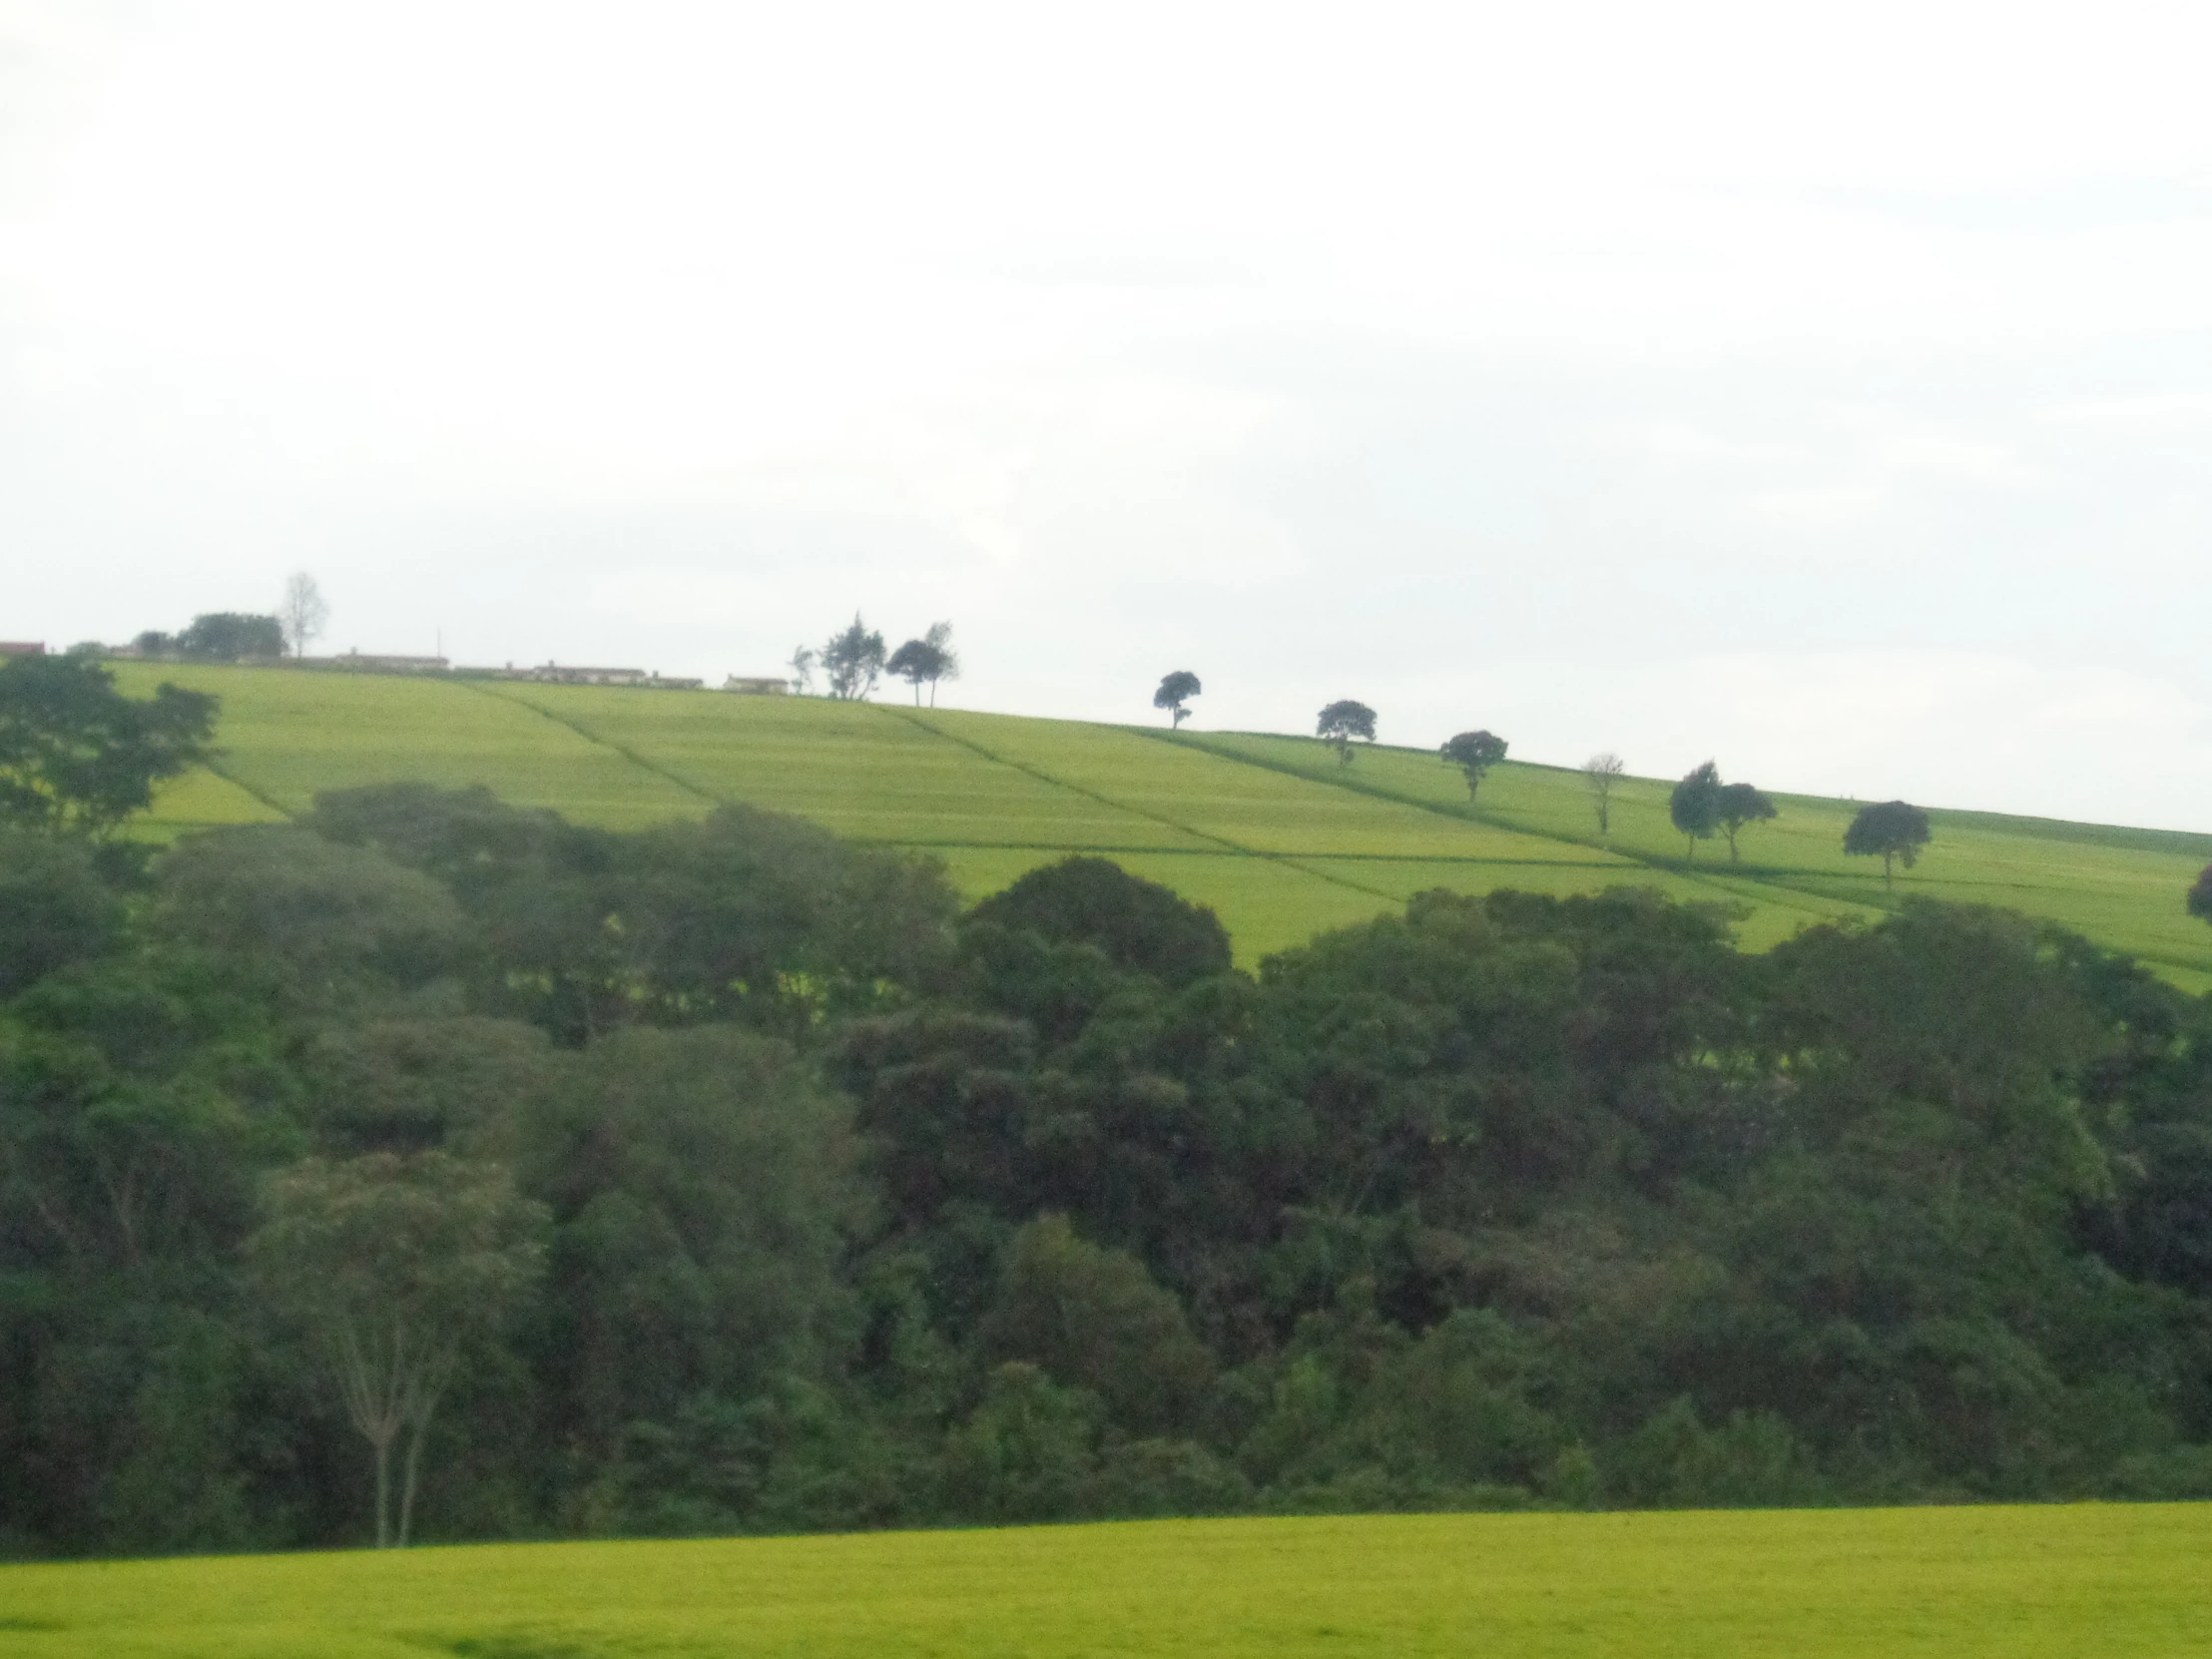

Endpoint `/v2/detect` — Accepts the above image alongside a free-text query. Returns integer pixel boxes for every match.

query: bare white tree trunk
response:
[397,1420,426,1547]
[371,1428,393,1549]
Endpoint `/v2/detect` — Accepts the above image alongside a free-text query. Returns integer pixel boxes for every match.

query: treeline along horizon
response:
[8,764,2212,1556]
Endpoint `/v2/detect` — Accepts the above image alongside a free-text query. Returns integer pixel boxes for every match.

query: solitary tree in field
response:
[2189,865,2212,925]
[280,573,329,659]
[1154,671,1201,729]
[888,623,959,707]
[821,615,886,701]
[1583,752,1625,837]
[1670,761,1723,861]
[1715,781,1778,863]
[1317,700,1378,765]
[1440,730,1508,800]
[251,1153,546,1548]
[1843,800,1932,888]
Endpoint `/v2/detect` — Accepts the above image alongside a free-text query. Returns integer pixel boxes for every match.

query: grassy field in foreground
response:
[110,665,2212,978]
[3,1506,2208,1658]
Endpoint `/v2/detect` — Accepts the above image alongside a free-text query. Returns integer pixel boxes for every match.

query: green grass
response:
[106,666,2212,979]
[1177,731,2212,981]
[112,666,703,830]
[482,683,1216,853]
[2,1505,2208,1657]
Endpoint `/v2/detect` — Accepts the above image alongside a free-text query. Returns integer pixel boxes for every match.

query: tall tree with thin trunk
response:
[1582,752,1625,838]
[1715,781,1778,863]
[1154,671,1201,729]
[1439,730,1507,800]
[250,1152,545,1547]
[887,623,960,707]
[280,573,329,659]
[921,621,959,707]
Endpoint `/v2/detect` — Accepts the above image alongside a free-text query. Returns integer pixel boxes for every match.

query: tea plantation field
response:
[112,665,2212,979]
[2,1505,2207,1658]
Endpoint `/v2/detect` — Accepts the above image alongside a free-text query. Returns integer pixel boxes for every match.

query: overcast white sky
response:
[5,0,2212,827]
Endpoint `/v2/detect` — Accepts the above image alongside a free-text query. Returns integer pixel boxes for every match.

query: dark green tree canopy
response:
[965,854,1231,988]
[1317,699,1378,764]
[1714,782,1778,862]
[0,830,122,997]
[1844,800,1933,886]
[1439,731,1508,799]
[978,1215,1214,1434]
[1153,671,1202,728]
[157,827,474,1011]
[884,639,943,701]
[886,623,959,707]
[821,614,886,701]
[299,1016,556,1157]
[0,654,218,837]
[303,783,574,901]
[524,1026,868,1434]
[2187,865,2212,925]
[15,772,2212,1556]
[1669,761,1723,859]
[179,613,283,662]
[307,785,959,1043]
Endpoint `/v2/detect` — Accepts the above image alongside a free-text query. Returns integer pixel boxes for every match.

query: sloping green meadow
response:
[120,666,701,831]
[2,1506,2207,1659]
[1176,731,2212,981]
[108,665,2212,976]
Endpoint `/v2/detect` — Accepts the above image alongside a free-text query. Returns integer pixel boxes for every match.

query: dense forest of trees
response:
[6,727,2212,1554]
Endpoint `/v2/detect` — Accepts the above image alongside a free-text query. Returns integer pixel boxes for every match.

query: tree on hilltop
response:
[1583,752,1625,837]
[1844,800,1932,888]
[1317,700,1377,764]
[180,612,283,662]
[1440,730,1508,800]
[821,615,886,701]
[280,573,329,659]
[1715,781,1778,863]
[1154,671,1202,729]
[1670,762,1723,860]
[888,622,960,707]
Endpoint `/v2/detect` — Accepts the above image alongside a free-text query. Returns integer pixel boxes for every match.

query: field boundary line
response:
[455,682,725,808]
[873,707,1401,902]
[1129,729,1904,935]
[201,755,292,820]
[855,835,1625,868]
[1137,728,1638,858]
[1140,730,1877,886]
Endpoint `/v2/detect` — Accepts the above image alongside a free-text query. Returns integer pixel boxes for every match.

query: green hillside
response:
[3,1505,2207,1658]
[113,664,2212,982]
